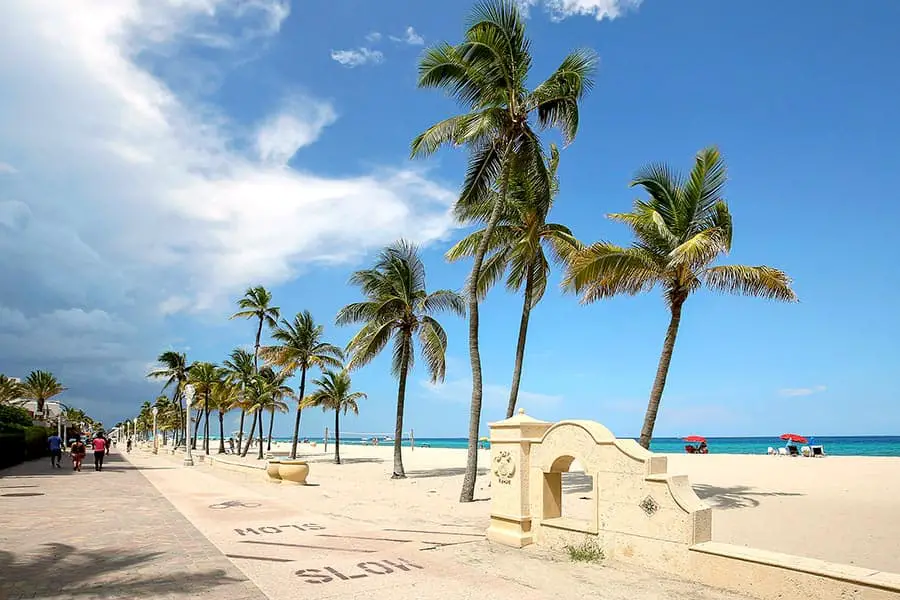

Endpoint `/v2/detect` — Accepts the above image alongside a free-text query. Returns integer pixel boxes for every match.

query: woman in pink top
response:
[92,436,107,471]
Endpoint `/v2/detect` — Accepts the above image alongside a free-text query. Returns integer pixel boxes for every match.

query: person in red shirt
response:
[92,436,107,471]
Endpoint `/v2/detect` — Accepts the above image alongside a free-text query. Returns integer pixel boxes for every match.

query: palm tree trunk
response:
[242,413,257,457]
[254,317,263,372]
[237,409,245,449]
[392,332,411,479]
[290,367,308,460]
[257,412,265,460]
[460,152,510,503]
[334,409,341,465]
[639,300,685,449]
[267,407,275,451]
[191,408,201,449]
[506,261,536,419]
[218,411,226,454]
[203,392,210,454]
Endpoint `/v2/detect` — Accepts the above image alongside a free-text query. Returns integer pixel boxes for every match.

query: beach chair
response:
[777,447,788,456]
[767,447,776,455]
[811,445,826,457]
[801,446,811,457]
[788,445,800,457]
[684,444,697,454]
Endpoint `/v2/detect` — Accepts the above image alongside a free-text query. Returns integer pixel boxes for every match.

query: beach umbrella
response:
[683,435,706,443]
[780,433,808,444]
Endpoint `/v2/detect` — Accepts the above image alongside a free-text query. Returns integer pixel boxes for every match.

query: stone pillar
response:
[486,409,551,548]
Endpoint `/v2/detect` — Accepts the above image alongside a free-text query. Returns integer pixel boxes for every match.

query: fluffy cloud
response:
[0,162,16,174]
[365,32,382,42]
[778,385,827,397]
[330,47,384,67]
[516,0,642,21]
[390,26,425,46]
[0,0,458,421]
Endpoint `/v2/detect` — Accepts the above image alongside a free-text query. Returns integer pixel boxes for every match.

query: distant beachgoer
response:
[71,438,87,471]
[126,438,132,452]
[228,438,235,453]
[104,435,111,456]
[48,433,63,468]
[92,436,107,471]
[698,441,709,454]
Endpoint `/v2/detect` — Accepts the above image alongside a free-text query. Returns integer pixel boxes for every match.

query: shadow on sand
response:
[692,484,805,510]
[0,543,250,598]
[405,466,490,479]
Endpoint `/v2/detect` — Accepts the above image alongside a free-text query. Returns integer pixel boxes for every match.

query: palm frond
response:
[703,265,798,302]
[528,48,598,144]
[418,316,449,383]
[564,243,663,303]
[423,289,467,316]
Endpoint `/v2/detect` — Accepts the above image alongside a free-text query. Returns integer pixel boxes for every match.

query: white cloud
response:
[0,0,456,317]
[0,162,16,174]
[255,97,338,165]
[330,47,384,67]
[516,0,642,21]
[778,385,827,397]
[365,32,382,42]
[389,26,424,46]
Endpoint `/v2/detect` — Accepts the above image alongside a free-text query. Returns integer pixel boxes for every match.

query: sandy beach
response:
[211,441,900,574]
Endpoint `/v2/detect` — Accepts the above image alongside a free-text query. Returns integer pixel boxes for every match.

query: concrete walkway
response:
[0,451,266,600]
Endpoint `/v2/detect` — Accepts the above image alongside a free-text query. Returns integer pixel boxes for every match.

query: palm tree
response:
[337,240,465,478]
[258,366,292,453]
[238,370,287,459]
[260,311,344,459]
[20,370,66,415]
[411,0,596,502]
[564,147,798,449]
[211,380,239,454]
[0,374,23,405]
[230,286,280,372]
[447,145,580,418]
[147,351,190,445]
[303,369,366,465]
[223,348,255,449]
[188,362,224,454]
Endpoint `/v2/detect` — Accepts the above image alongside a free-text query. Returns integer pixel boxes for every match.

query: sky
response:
[1,0,898,440]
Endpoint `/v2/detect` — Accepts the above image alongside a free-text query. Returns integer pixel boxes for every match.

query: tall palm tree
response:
[0,374,23,405]
[20,370,66,415]
[230,286,280,372]
[337,240,465,478]
[303,369,366,465]
[239,371,286,459]
[258,366,292,452]
[411,0,596,502]
[447,145,580,418]
[147,351,190,445]
[564,147,798,449]
[188,362,224,454]
[223,348,255,449]
[260,311,344,459]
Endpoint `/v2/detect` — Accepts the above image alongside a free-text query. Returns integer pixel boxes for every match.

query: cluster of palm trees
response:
[0,370,67,415]
[140,0,797,503]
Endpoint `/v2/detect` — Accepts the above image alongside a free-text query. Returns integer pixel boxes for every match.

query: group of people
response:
[47,432,113,472]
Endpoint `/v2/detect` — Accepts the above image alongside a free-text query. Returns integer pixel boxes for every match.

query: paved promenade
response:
[0,451,266,600]
[2,448,751,600]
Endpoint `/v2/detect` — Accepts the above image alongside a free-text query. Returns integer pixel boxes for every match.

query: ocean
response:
[271,435,900,457]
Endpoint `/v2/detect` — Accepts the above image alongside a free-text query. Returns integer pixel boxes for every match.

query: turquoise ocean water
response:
[272,436,900,457]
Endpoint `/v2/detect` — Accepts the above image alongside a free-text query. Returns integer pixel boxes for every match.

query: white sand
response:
[196,441,900,574]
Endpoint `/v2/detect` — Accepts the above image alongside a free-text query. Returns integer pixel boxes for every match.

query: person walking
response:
[70,437,87,471]
[47,432,63,468]
[126,437,132,452]
[92,435,107,471]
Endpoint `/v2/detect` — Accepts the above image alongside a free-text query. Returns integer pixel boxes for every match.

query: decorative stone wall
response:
[486,410,711,571]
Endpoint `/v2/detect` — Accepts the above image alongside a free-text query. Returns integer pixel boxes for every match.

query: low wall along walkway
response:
[486,410,900,600]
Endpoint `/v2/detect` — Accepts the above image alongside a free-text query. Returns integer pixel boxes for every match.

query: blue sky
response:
[1,0,898,439]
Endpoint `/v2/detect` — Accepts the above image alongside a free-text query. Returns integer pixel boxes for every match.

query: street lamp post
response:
[184,384,196,467]
[133,418,138,444]
[152,407,159,454]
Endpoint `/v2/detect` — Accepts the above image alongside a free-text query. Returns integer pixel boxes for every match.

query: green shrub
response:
[24,426,50,460]
[0,430,26,469]
[0,404,32,428]
[565,537,605,563]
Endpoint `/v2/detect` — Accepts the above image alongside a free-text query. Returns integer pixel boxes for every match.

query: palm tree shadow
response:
[692,484,805,510]
[405,467,489,479]
[0,543,254,598]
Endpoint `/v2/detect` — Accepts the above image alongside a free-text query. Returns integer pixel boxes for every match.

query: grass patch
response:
[565,537,604,563]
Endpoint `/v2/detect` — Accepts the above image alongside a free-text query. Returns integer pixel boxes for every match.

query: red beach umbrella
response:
[683,435,706,443]
[780,433,808,444]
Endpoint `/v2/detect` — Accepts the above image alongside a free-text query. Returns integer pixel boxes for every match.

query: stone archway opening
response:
[542,455,596,532]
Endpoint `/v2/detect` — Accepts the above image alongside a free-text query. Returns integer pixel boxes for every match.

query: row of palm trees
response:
[141,0,797,502]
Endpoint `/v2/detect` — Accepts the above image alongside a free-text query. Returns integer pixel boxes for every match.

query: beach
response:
[213,441,900,574]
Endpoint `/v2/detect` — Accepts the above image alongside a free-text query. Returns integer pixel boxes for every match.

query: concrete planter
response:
[266,460,282,483]
[278,460,309,485]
